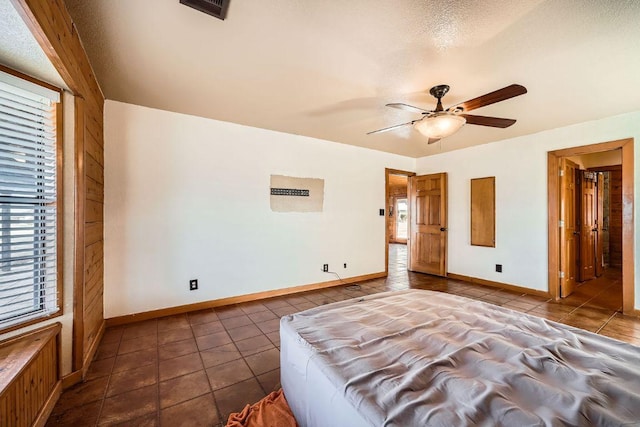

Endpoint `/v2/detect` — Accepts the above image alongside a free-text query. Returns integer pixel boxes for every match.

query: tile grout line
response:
[154,314,242,423]
[221,306,276,396]
[192,309,226,425]
[94,330,122,426]
[596,311,620,334]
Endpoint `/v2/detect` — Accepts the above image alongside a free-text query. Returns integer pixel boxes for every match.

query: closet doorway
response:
[548,138,634,314]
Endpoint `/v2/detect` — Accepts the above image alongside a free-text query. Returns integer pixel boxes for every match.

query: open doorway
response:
[388,175,409,244]
[547,138,634,314]
[395,199,408,241]
[385,169,415,273]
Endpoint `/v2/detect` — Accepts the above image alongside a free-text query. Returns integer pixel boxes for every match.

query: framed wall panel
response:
[471,177,495,247]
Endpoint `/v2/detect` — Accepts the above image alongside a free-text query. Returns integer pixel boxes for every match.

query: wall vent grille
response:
[180,0,230,20]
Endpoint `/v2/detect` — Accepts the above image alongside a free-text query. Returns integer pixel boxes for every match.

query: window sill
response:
[0,310,63,336]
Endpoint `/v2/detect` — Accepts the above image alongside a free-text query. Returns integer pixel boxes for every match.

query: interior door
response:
[560,159,579,298]
[408,173,447,276]
[579,171,596,281]
[595,172,604,277]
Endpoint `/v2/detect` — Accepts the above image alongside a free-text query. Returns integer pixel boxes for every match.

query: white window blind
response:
[0,70,60,330]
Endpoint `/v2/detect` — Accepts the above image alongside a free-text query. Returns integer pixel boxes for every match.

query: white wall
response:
[104,101,414,318]
[416,111,640,308]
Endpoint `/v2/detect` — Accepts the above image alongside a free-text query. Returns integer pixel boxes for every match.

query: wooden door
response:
[408,173,447,276]
[595,172,604,276]
[579,171,597,281]
[560,159,579,297]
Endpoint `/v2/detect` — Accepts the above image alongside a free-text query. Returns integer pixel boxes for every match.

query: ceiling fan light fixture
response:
[414,114,466,139]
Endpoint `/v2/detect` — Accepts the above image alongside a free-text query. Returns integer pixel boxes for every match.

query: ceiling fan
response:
[367,84,527,144]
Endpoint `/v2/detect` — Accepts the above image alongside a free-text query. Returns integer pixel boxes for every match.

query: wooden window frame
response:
[0,64,63,334]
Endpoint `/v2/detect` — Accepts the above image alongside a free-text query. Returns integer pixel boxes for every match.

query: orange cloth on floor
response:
[226,388,298,427]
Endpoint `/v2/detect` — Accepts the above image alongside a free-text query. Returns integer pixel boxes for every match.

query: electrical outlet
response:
[189,279,198,290]
[323,264,329,272]
[379,209,385,216]
[344,263,347,268]
[495,264,502,273]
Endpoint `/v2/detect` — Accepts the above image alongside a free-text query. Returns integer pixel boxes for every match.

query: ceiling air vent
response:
[180,0,230,20]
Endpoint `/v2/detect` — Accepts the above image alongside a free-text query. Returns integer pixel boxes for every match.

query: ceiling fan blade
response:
[452,84,527,113]
[386,103,430,114]
[427,138,440,145]
[367,120,416,135]
[461,114,517,128]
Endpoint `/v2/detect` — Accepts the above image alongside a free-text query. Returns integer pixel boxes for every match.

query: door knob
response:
[440,227,447,232]
[573,231,580,235]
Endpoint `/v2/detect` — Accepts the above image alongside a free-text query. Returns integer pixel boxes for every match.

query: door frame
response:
[547,138,634,314]
[385,168,415,274]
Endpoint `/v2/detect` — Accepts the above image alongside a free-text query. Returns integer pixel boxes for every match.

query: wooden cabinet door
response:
[408,173,447,276]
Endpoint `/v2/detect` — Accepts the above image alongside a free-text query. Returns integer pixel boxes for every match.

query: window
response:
[0,69,61,331]
[395,198,408,240]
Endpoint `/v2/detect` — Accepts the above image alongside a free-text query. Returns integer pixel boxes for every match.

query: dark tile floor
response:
[47,244,639,426]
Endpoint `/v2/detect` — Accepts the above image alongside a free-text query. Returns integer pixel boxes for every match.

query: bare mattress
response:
[279,289,640,426]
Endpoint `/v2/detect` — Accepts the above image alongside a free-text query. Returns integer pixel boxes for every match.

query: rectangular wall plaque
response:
[270,175,324,212]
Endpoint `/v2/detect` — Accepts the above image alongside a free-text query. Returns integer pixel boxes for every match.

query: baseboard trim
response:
[33,380,62,427]
[447,273,551,299]
[106,272,387,327]
[61,370,82,390]
[81,320,106,379]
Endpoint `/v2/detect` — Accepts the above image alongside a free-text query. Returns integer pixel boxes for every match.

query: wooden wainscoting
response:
[0,324,62,427]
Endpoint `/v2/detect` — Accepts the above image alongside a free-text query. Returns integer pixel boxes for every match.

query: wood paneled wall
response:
[10,0,105,375]
[76,97,105,372]
[388,176,408,197]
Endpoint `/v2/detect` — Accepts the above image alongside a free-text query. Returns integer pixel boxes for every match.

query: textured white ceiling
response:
[62,0,640,157]
[0,0,66,90]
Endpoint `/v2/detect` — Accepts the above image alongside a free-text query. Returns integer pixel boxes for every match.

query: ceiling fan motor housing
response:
[429,85,450,100]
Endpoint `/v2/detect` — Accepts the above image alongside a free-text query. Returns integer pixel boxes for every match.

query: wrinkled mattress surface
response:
[280,290,640,426]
